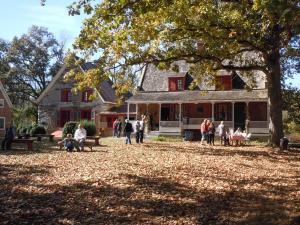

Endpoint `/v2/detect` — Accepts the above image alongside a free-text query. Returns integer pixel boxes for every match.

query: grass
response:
[0,137,299,224]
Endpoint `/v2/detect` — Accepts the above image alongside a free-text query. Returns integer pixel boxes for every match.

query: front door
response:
[234,102,246,130]
[60,110,71,127]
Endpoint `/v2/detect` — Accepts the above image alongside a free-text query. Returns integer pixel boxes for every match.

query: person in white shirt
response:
[74,124,87,151]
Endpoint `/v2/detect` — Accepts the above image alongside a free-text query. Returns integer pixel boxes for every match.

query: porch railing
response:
[160,121,180,127]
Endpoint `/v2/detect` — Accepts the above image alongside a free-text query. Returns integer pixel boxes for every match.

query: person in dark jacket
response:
[124,119,133,144]
[1,123,16,150]
[207,122,215,146]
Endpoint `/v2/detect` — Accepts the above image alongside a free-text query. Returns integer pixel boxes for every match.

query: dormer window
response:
[216,75,232,90]
[61,89,71,102]
[82,89,93,102]
[169,78,185,91]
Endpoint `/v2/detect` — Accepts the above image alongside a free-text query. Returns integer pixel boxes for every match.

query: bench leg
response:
[28,142,33,151]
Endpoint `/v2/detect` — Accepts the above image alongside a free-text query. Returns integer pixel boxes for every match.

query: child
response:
[58,133,75,152]
[224,129,231,146]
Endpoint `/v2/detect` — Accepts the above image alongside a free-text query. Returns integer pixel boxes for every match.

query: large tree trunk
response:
[267,50,284,147]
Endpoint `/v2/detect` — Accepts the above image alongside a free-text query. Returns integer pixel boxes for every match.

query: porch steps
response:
[146,131,181,139]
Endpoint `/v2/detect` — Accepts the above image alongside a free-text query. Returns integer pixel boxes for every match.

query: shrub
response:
[63,121,79,138]
[80,120,96,136]
[30,125,46,136]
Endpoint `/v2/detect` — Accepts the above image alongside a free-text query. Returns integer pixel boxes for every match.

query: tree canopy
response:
[62,0,300,146]
[0,26,65,105]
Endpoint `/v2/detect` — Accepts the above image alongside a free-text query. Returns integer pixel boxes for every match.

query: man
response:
[117,119,122,138]
[123,119,133,144]
[1,123,16,151]
[74,124,87,151]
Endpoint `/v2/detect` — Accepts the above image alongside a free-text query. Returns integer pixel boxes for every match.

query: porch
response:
[127,101,269,135]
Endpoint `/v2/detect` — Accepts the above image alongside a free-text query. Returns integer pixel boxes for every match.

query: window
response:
[214,103,232,121]
[249,102,267,121]
[82,89,94,102]
[0,117,5,129]
[81,110,91,120]
[61,89,71,102]
[169,78,184,91]
[177,79,183,91]
[0,99,4,108]
[216,76,232,90]
[73,111,81,121]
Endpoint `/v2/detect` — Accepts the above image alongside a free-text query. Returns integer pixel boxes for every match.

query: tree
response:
[3,26,64,105]
[65,0,300,146]
[283,86,300,124]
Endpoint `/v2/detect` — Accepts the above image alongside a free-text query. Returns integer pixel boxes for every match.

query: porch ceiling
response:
[127,89,268,103]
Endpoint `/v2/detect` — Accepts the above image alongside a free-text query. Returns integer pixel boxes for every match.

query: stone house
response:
[127,61,269,136]
[36,63,136,136]
[0,80,13,136]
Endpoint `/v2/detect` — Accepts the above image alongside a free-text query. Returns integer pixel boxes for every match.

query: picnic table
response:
[230,134,246,146]
[33,134,55,142]
[12,138,35,151]
[86,136,100,146]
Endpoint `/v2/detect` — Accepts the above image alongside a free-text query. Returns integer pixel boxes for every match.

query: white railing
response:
[160,121,180,127]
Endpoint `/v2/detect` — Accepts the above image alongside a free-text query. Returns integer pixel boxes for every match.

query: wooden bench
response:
[288,142,300,148]
[12,138,35,151]
[59,140,94,151]
[86,136,100,146]
[34,134,55,142]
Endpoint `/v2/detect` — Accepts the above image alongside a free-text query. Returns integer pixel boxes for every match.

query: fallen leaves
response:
[0,138,299,224]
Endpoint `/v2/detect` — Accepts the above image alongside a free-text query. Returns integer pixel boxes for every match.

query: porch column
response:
[211,102,215,121]
[246,101,249,119]
[146,103,149,114]
[127,103,130,120]
[232,102,235,129]
[159,103,161,130]
[136,103,139,120]
[179,103,182,127]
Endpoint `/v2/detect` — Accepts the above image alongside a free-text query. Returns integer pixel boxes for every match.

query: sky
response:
[0,0,299,88]
[0,0,86,48]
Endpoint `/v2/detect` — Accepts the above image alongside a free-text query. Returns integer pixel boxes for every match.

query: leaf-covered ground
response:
[0,138,299,225]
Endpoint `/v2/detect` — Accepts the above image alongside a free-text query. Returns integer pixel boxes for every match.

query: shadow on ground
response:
[0,163,299,225]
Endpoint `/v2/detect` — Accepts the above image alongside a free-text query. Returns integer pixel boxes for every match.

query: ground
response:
[0,138,299,225]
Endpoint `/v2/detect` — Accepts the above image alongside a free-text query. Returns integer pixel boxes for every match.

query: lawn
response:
[0,138,299,225]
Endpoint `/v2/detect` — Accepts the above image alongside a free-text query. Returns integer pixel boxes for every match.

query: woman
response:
[207,122,215,146]
[200,119,207,145]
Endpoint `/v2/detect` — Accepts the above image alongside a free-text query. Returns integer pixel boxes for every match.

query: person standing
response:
[112,118,119,137]
[124,119,133,144]
[218,121,225,145]
[135,120,141,143]
[74,124,87,151]
[139,118,145,143]
[1,123,16,151]
[245,117,250,134]
[200,119,207,145]
[117,119,122,137]
[207,122,215,146]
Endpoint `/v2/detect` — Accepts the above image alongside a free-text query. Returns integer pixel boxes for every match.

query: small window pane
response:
[0,118,5,129]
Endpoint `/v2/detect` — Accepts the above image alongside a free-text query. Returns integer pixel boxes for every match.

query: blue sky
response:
[0,0,85,48]
[0,0,299,88]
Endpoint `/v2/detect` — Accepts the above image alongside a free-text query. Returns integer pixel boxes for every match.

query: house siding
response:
[0,88,12,136]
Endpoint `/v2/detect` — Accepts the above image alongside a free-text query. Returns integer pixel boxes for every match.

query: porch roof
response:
[127,89,268,103]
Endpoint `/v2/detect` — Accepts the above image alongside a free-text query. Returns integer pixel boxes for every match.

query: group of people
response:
[200,119,216,145]
[113,115,149,145]
[59,124,87,152]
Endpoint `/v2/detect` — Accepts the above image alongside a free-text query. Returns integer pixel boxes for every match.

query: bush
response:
[80,120,96,136]
[62,121,79,138]
[30,125,46,136]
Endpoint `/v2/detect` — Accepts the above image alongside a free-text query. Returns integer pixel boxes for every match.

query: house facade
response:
[37,63,136,136]
[127,61,269,136]
[0,80,13,136]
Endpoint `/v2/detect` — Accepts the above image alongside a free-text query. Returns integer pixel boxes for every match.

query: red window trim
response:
[169,77,185,91]
[61,89,71,102]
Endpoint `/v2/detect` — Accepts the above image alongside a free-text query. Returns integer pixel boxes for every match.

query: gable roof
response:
[0,80,13,108]
[36,63,117,104]
[139,61,192,92]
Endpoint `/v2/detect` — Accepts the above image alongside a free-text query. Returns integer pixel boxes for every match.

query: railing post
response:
[159,103,161,131]
[211,102,215,121]
[232,102,235,130]
[127,103,130,120]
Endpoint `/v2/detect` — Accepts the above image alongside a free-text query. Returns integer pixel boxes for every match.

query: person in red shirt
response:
[112,118,119,137]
